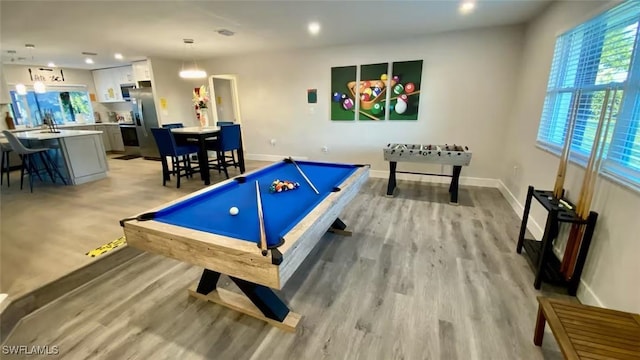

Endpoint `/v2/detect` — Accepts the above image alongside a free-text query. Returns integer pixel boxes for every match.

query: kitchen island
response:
[14,129,109,185]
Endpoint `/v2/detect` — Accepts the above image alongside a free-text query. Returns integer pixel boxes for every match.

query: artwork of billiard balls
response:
[371,103,384,115]
[361,93,371,102]
[372,87,382,97]
[393,84,404,95]
[399,94,409,103]
[405,83,416,94]
[395,99,407,114]
[229,207,239,216]
[380,74,388,81]
[332,92,342,102]
[342,98,354,110]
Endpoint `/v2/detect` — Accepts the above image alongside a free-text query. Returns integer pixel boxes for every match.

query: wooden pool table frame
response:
[122,160,369,331]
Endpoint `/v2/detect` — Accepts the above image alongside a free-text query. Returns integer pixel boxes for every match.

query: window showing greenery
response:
[537,0,640,190]
[10,87,94,126]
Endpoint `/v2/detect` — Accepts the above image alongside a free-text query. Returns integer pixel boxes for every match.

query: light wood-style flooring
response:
[0,155,268,298]
[3,178,567,359]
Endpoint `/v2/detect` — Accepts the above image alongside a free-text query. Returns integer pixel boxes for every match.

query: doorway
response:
[208,75,242,126]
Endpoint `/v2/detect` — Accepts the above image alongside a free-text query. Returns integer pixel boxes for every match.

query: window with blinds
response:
[536,0,640,190]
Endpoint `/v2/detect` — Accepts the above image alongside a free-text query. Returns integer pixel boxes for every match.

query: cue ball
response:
[229,207,239,216]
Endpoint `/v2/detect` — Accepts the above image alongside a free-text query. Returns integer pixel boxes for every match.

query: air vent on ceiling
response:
[217,29,234,36]
[7,50,16,54]
[183,39,194,44]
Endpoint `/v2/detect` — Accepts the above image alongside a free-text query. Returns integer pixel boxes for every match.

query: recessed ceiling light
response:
[114,53,123,60]
[85,58,94,64]
[459,1,476,14]
[308,22,321,35]
[47,62,56,67]
[25,44,35,49]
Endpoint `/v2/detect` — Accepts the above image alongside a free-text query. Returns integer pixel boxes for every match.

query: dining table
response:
[171,126,246,185]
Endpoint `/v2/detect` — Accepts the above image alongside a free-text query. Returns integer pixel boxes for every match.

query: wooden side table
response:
[534,297,640,359]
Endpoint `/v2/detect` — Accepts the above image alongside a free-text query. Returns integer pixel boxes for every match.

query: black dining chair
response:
[207,124,241,179]
[151,128,199,188]
[2,130,66,192]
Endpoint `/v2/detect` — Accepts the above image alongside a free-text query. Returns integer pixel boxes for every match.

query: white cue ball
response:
[229,207,239,216]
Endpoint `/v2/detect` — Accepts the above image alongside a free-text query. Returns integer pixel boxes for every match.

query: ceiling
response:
[1,0,551,70]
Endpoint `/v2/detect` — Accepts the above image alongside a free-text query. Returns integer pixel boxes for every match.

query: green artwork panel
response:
[358,63,389,121]
[389,60,423,121]
[330,66,357,121]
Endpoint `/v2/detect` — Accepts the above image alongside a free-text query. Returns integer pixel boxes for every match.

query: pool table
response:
[121,158,369,331]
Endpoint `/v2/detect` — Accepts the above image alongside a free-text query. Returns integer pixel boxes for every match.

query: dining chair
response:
[2,130,66,192]
[150,128,199,188]
[216,121,234,126]
[207,124,241,179]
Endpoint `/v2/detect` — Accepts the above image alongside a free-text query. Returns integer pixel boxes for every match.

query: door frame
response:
[208,74,242,126]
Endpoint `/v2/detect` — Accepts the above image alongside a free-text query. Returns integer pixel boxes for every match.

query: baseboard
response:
[245,154,309,162]
[368,169,500,188]
[577,278,604,307]
[496,180,544,240]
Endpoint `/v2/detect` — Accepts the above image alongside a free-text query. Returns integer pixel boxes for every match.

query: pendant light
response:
[179,39,207,79]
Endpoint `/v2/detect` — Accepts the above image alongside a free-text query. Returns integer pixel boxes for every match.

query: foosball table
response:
[383,143,472,204]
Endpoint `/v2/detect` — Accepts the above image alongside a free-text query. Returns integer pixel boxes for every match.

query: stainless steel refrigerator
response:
[130,88,160,159]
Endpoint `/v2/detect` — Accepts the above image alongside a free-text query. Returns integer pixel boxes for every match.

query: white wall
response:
[212,78,235,122]
[503,0,640,313]
[1,64,108,128]
[199,26,524,178]
[147,57,210,127]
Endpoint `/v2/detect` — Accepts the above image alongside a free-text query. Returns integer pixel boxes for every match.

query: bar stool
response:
[1,142,12,187]
[2,131,66,192]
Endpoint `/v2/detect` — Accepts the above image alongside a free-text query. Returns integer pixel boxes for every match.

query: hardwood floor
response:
[0,155,268,298]
[3,178,568,359]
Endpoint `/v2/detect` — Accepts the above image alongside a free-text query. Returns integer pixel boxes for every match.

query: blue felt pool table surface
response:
[153,160,359,247]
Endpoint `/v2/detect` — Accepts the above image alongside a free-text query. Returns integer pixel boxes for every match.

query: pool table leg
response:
[328,217,352,236]
[190,269,301,332]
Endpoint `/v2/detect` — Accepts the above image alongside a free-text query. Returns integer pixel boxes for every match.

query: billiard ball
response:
[363,81,370,88]
[371,103,384,115]
[340,93,348,101]
[395,100,407,114]
[342,98,354,110]
[392,75,400,83]
[332,92,342,102]
[405,83,416,94]
[361,93,371,102]
[229,207,239,216]
[363,88,373,97]
[389,103,395,112]
[380,74,388,81]
[399,94,409,103]
[393,84,404,95]
[372,87,382,97]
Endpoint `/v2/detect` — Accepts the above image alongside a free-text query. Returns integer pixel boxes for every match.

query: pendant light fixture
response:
[179,39,207,79]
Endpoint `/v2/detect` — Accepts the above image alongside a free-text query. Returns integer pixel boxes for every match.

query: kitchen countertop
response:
[12,129,104,140]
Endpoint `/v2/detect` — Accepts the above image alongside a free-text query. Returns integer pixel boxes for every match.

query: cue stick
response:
[553,91,581,199]
[289,157,320,195]
[560,89,611,276]
[255,181,268,256]
[564,89,616,278]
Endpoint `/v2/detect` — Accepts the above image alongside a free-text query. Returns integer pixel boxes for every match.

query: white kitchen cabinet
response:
[97,126,112,151]
[132,60,151,82]
[91,66,133,103]
[118,66,134,84]
[108,126,125,152]
[92,69,120,103]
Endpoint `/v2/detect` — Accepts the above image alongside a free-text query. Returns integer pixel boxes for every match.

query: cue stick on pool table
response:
[289,157,320,195]
[255,181,268,256]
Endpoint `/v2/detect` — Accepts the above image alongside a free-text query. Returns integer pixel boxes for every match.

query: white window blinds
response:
[536,0,640,190]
